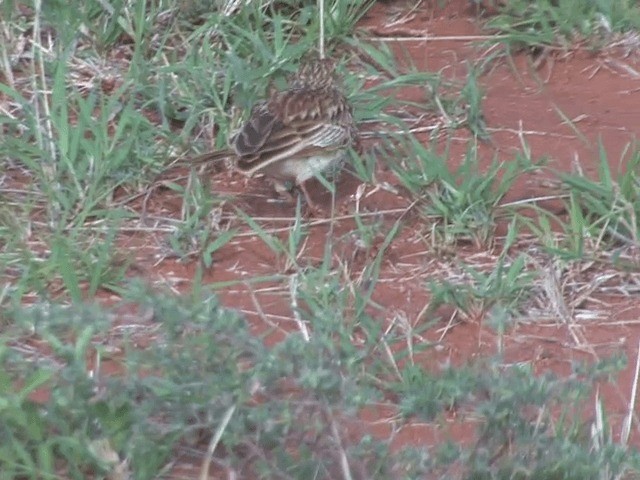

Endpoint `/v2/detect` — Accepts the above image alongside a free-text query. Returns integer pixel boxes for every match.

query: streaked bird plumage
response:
[192,57,357,211]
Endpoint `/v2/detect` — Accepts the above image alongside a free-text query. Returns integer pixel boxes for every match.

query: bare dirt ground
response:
[33,0,639,462]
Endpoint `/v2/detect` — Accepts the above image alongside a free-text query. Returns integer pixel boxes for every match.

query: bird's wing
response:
[231,102,279,156]
[236,89,354,175]
[237,120,352,175]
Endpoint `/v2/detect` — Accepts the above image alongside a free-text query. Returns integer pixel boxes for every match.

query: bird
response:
[190,56,358,212]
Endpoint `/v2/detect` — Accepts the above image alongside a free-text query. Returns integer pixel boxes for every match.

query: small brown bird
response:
[191,56,358,211]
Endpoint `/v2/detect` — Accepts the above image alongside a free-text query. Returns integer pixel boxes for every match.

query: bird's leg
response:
[298,180,320,215]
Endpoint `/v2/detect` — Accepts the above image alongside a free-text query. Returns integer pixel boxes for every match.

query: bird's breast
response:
[260,152,346,184]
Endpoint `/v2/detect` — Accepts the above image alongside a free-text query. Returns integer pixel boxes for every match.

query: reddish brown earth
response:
[121,0,640,458]
[6,0,640,475]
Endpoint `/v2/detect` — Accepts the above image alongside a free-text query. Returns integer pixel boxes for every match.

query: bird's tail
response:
[153,149,234,184]
[189,149,234,165]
